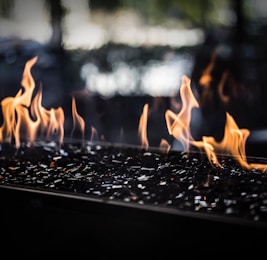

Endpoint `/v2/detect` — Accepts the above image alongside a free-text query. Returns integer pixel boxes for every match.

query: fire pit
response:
[0,140,267,256]
[1,53,267,257]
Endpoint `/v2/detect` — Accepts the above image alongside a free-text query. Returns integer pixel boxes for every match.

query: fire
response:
[199,47,219,88]
[0,56,75,148]
[1,56,267,173]
[71,97,85,140]
[199,46,232,106]
[165,76,199,152]
[31,85,65,145]
[217,71,230,104]
[192,112,250,168]
[159,138,171,153]
[90,126,98,142]
[0,57,37,146]
[198,46,221,106]
[138,103,149,150]
[165,75,267,172]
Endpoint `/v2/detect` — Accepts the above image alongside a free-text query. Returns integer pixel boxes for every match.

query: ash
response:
[1,141,267,223]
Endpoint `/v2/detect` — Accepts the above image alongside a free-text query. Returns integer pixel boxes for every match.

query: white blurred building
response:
[0,0,204,49]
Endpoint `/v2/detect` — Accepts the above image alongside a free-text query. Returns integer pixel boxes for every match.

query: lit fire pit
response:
[0,56,267,256]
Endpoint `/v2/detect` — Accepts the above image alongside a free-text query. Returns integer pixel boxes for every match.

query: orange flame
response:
[166,74,267,172]
[159,138,171,153]
[90,126,98,142]
[138,103,149,150]
[217,71,230,104]
[31,85,65,145]
[198,46,232,106]
[71,97,85,140]
[0,56,65,147]
[0,56,38,147]
[195,113,267,172]
[192,112,250,168]
[199,47,220,88]
[2,56,267,173]
[45,107,65,145]
[165,76,199,152]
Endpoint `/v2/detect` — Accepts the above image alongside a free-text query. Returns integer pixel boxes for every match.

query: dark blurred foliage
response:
[89,0,120,10]
[44,0,65,48]
[89,0,213,26]
[0,0,14,18]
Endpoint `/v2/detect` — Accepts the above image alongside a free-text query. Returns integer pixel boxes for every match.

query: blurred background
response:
[1,0,267,154]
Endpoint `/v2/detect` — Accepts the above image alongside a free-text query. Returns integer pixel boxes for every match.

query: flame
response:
[191,113,250,168]
[31,85,65,145]
[217,71,230,104]
[1,56,267,173]
[90,126,98,142]
[199,46,222,87]
[138,103,149,150]
[165,74,267,172]
[46,107,65,145]
[20,56,38,107]
[165,76,199,152]
[71,97,85,140]
[0,56,65,147]
[198,46,232,106]
[193,113,267,172]
[159,138,171,153]
[198,46,221,107]
[0,56,38,147]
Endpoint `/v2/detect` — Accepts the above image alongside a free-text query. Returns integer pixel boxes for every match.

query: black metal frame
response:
[1,183,266,257]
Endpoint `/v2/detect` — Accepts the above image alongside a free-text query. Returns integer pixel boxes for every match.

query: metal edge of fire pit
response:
[0,183,266,257]
[1,183,267,229]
